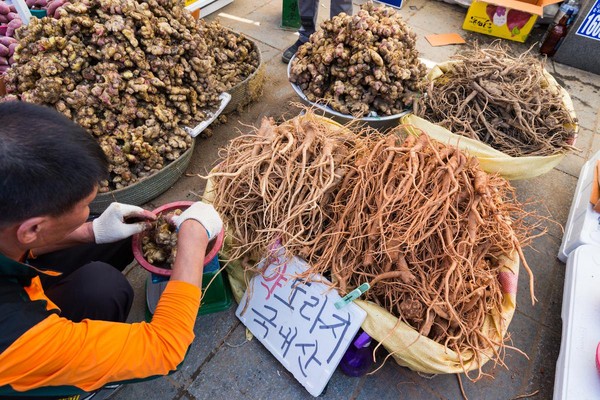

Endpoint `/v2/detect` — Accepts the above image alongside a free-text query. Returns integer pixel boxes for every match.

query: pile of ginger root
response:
[289,1,426,117]
[4,0,223,191]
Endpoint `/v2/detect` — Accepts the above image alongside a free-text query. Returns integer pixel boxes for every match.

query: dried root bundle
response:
[208,114,539,377]
[414,43,577,157]
[302,130,538,379]
[207,112,366,264]
[289,1,426,117]
[4,0,222,190]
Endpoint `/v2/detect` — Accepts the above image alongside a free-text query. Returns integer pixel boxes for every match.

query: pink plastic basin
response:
[132,201,224,277]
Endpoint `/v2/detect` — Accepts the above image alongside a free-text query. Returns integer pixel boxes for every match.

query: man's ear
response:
[16,217,47,245]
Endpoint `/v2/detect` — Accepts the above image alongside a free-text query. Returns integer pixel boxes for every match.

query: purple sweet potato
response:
[7,18,22,29]
[7,42,17,56]
[0,2,10,15]
[0,36,17,46]
[47,0,66,18]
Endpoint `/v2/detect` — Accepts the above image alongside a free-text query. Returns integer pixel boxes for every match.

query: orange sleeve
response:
[0,280,201,392]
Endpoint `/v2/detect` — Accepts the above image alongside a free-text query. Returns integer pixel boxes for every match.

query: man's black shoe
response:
[282,39,304,64]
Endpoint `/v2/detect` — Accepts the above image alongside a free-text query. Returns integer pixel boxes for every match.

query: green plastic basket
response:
[144,261,232,321]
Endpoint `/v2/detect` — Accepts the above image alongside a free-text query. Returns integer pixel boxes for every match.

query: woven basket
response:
[90,139,195,214]
[223,33,265,114]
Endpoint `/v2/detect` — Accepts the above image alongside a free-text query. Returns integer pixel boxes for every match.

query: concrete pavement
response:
[104,0,600,399]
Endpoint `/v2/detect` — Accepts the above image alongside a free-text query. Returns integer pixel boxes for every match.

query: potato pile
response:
[4,0,222,191]
[289,1,427,117]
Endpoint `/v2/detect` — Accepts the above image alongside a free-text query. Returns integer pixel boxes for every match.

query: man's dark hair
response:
[0,102,108,225]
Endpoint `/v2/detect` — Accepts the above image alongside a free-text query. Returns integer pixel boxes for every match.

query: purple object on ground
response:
[339,331,374,377]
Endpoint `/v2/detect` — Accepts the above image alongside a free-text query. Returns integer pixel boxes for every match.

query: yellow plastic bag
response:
[219,246,519,374]
[406,62,578,180]
[203,112,521,375]
[358,252,519,374]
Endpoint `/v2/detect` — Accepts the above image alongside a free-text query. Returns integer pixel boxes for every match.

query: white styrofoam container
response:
[554,244,600,400]
[185,0,233,18]
[558,150,600,262]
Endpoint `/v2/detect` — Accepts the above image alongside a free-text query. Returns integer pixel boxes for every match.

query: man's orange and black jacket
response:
[0,253,201,395]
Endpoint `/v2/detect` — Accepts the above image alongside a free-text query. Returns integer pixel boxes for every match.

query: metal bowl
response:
[287,54,411,131]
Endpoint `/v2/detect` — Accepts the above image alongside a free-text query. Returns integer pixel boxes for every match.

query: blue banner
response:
[576,0,600,41]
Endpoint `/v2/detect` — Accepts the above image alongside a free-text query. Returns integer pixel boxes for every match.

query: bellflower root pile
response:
[4,0,222,191]
[301,130,538,379]
[289,1,426,117]
[209,115,540,376]
[207,113,366,264]
[414,43,577,157]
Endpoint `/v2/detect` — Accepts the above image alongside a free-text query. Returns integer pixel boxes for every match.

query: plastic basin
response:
[132,201,225,276]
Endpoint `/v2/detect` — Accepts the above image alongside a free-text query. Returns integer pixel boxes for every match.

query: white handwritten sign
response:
[236,249,367,397]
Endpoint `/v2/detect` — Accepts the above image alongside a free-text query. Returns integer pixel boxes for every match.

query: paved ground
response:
[103,0,600,399]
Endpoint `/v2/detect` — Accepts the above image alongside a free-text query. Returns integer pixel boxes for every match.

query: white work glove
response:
[92,202,156,244]
[171,202,223,241]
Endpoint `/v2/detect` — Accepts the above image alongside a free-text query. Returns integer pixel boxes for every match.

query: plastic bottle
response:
[559,0,580,27]
[339,331,374,377]
[540,9,573,56]
[540,0,580,44]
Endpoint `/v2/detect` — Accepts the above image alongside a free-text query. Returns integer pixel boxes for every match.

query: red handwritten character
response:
[261,262,289,300]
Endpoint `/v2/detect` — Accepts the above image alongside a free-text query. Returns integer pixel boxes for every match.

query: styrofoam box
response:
[185,0,233,18]
[554,244,600,400]
[558,150,600,262]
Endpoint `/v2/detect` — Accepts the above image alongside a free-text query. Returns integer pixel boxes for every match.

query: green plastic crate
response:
[145,263,232,321]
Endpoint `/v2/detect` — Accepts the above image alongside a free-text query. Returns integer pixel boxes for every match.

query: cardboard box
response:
[462,0,562,42]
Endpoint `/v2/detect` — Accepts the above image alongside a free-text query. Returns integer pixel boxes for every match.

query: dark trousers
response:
[298,0,353,43]
[28,239,134,323]
[0,240,135,399]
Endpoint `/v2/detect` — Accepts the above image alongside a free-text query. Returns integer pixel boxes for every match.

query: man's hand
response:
[171,202,223,240]
[92,202,156,244]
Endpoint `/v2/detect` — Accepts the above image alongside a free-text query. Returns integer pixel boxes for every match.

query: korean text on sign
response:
[576,0,600,41]
[236,249,366,397]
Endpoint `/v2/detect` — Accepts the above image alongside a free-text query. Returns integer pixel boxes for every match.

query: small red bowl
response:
[132,201,224,277]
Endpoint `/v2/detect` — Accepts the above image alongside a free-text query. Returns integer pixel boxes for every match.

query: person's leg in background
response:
[298,0,320,44]
[282,0,354,63]
[330,0,353,19]
[282,0,319,63]
[28,239,134,323]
